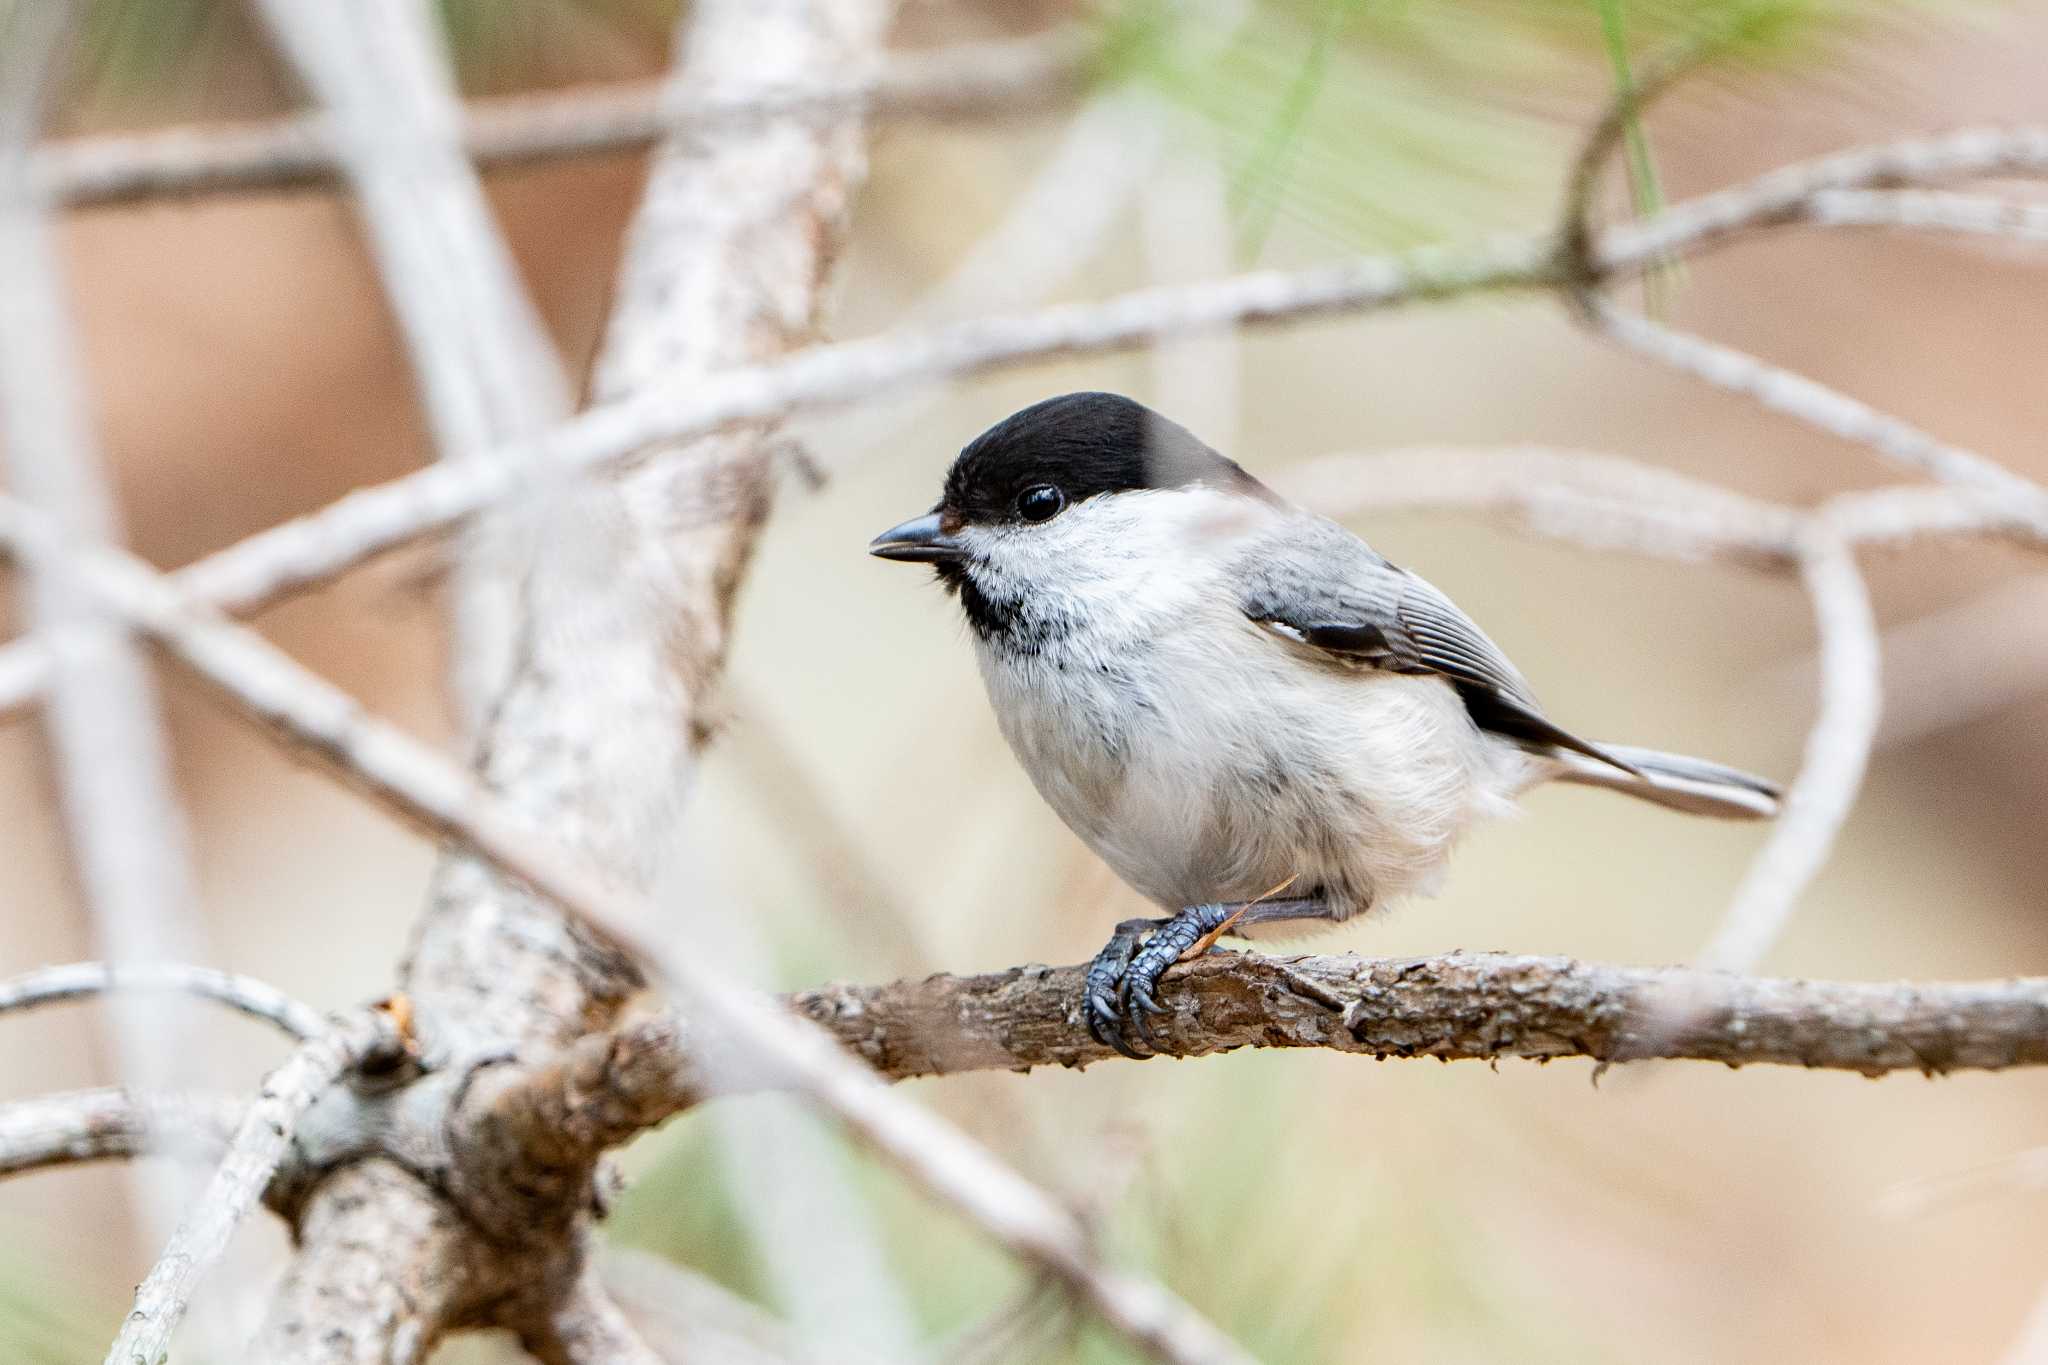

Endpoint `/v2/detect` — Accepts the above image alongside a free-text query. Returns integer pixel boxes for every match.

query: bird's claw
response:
[1082,905,1233,1060]
[1084,919,1152,1059]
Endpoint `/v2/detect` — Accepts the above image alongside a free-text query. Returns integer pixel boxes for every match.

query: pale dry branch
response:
[106,1006,401,1365]
[0,961,324,1040]
[5,121,2046,722]
[400,0,895,1057]
[522,1249,669,1365]
[253,1159,489,1364]
[1697,525,1880,972]
[1578,295,2048,516]
[0,0,216,1281]
[35,29,1086,211]
[1797,188,2048,243]
[1278,444,1804,567]
[2002,1286,2048,1365]
[0,1087,240,1179]
[250,0,578,728]
[1595,125,2048,271]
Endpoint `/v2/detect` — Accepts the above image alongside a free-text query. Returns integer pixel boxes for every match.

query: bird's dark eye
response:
[1016,483,1065,523]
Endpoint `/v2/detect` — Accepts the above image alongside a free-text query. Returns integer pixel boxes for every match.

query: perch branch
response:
[0,961,324,1040]
[475,950,2048,1188]
[0,1087,240,1179]
[105,1007,401,1365]
[35,29,1086,211]
[777,951,2048,1078]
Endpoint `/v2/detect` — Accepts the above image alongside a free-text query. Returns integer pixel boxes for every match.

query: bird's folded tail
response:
[1549,743,1780,821]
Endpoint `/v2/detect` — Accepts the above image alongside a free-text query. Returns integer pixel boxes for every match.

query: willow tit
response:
[870,392,1778,1058]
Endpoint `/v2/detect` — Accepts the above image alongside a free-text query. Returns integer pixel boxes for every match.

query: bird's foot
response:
[1082,903,1244,1060]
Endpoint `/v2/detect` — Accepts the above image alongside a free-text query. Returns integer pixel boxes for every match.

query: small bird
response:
[869,392,1778,1058]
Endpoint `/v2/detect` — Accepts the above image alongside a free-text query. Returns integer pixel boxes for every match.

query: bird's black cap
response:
[938,392,1269,525]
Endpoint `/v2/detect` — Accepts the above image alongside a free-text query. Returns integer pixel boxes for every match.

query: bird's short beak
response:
[868,512,967,564]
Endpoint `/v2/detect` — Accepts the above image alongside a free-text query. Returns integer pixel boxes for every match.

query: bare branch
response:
[1596,125,2048,270]
[252,1159,488,1365]
[1278,444,1804,567]
[401,0,896,1056]
[1698,525,1880,971]
[0,961,324,1040]
[1578,295,2048,516]
[0,0,218,1285]
[484,950,2048,1163]
[522,1248,668,1365]
[788,951,2048,1076]
[106,1007,401,1365]
[36,29,1087,211]
[1796,188,2048,243]
[250,0,580,731]
[781,951,2048,1076]
[0,1088,239,1179]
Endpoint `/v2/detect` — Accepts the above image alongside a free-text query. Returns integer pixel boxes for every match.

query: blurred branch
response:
[2,124,2046,722]
[1280,444,1804,566]
[36,29,1087,211]
[522,1249,668,1365]
[1796,188,2048,242]
[1595,125,2048,270]
[106,1005,402,1365]
[0,1087,240,1179]
[599,1246,894,1365]
[0,961,324,1040]
[1578,296,2048,521]
[250,0,577,733]
[0,0,217,1287]
[1694,524,1878,972]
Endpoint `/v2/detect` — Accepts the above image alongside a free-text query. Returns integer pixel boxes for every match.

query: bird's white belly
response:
[980,619,1525,920]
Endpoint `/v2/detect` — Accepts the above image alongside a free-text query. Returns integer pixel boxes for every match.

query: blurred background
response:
[3,0,2048,1360]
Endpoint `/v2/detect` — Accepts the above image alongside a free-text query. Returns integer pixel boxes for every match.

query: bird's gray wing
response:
[1238,522,1633,772]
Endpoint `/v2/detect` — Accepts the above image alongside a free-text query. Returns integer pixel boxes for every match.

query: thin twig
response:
[104,1006,400,1365]
[1278,444,1804,567]
[0,1087,241,1179]
[1596,124,2048,271]
[35,29,1088,211]
[1579,295,2048,515]
[0,961,324,1040]
[1797,188,2048,243]
[0,0,217,1283]
[1697,524,1881,971]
